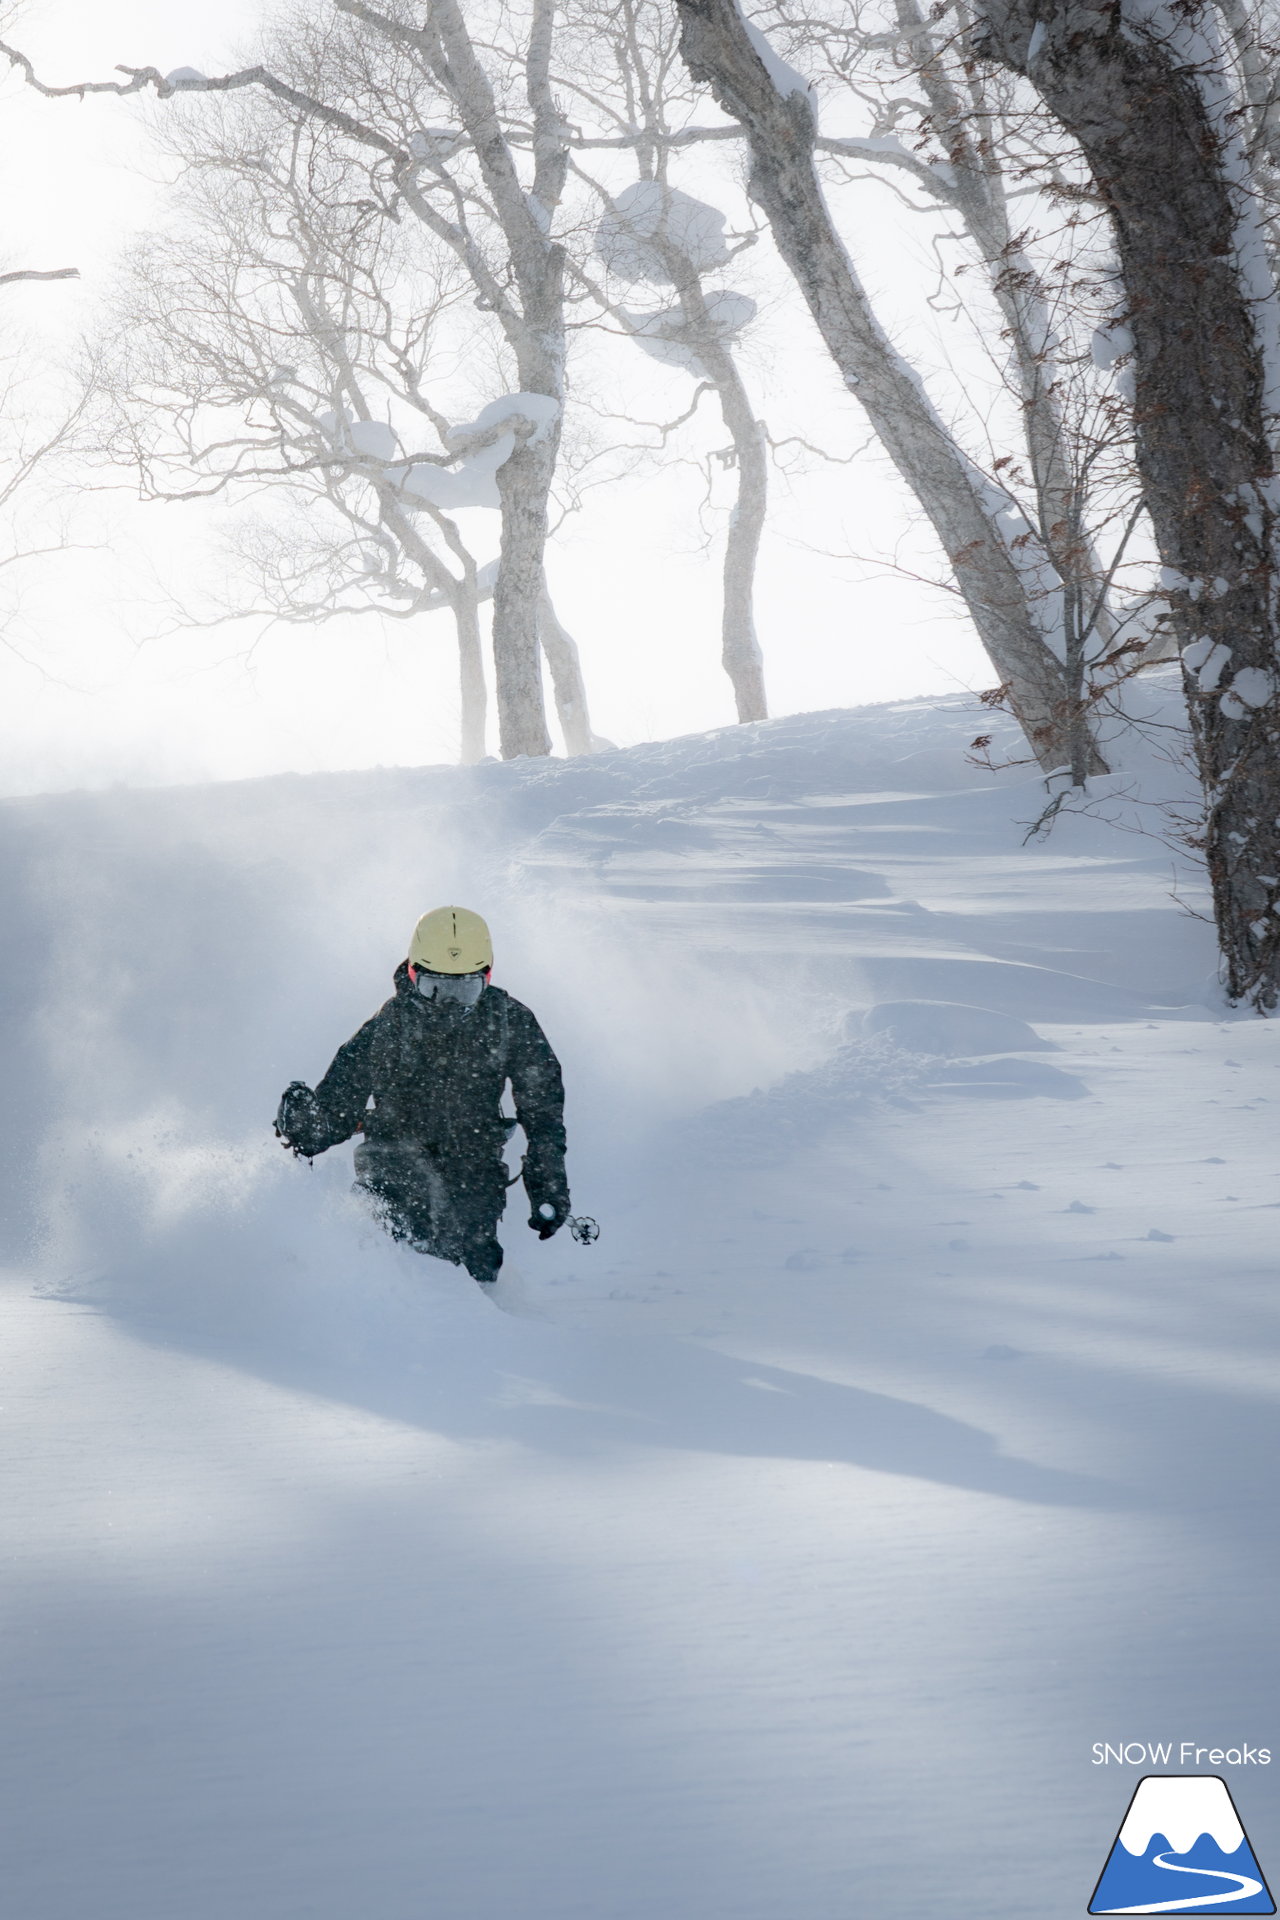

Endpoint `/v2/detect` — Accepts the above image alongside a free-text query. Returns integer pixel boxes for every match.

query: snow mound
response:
[925,1057,1087,1101]
[856,1001,1052,1056]
[677,1033,930,1168]
[680,1017,1086,1171]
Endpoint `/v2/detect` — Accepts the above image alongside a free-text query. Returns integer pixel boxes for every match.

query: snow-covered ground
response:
[2,678,1276,1919]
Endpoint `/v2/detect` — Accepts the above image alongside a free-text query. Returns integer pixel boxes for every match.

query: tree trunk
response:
[494,433,556,758]
[697,312,769,723]
[896,0,1119,673]
[413,0,570,761]
[662,260,769,723]
[973,0,1280,1006]
[455,572,488,764]
[720,425,770,725]
[676,0,1094,774]
[376,485,489,765]
[537,584,605,755]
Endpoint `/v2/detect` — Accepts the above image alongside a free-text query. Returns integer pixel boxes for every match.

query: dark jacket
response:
[311,964,567,1206]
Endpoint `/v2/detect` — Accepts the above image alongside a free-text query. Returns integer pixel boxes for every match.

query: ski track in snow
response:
[0,678,1277,1919]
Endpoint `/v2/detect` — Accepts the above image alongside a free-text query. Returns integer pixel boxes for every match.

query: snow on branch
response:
[594,182,730,283]
[742,19,818,117]
[0,267,80,284]
[316,393,562,512]
[620,293,757,374]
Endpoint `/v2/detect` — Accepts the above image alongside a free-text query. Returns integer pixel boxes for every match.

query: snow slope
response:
[1,678,1277,1920]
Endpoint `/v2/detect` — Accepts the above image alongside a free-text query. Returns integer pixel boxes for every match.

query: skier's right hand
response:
[275,1081,327,1158]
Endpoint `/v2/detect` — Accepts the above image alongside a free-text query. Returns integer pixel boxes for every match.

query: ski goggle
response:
[410,966,488,1008]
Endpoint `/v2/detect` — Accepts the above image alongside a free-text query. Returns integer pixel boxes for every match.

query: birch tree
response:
[96,108,504,760]
[557,0,769,720]
[673,0,1110,772]
[970,0,1280,1005]
[0,251,99,742]
[0,351,98,696]
[768,0,1170,768]
[2,2,596,760]
[585,182,768,721]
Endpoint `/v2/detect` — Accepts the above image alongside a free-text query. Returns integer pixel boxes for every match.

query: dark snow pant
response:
[353,1138,508,1283]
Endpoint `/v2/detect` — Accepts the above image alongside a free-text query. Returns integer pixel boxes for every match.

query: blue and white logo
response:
[1090,1776,1275,1914]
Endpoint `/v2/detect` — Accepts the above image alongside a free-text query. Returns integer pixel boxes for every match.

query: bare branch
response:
[0,40,407,160]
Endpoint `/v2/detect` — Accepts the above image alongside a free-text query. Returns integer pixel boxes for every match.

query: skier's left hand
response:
[529,1196,570,1240]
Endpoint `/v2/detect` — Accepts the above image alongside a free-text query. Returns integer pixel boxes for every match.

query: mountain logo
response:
[1089,1775,1275,1914]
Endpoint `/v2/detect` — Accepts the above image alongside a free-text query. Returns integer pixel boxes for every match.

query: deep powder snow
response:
[0,679,1276,1920]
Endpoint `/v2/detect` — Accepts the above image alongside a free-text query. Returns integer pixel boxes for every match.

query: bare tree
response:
[94,104,504,761]
[556,0,769,721]
[2,1,599,760]
[771,0,1167,770]
[671,0,1113,772]
[1217,0,1280,186]
[0,353,98,684]
[0,257,102,731]
[329,0,575,757]
[582,177,769,721]
[971,0,1280,1006]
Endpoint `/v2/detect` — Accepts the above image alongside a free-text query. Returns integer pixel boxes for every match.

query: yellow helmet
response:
[408,906,493,975]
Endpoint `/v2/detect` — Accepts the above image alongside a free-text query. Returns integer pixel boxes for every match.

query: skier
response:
[274,906,570,1286]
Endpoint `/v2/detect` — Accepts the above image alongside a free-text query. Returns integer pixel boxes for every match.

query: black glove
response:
[528,1194,571,1240]
[274,1081,327,1159]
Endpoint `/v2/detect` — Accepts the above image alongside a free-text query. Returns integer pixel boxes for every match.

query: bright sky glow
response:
[0,0,996,793]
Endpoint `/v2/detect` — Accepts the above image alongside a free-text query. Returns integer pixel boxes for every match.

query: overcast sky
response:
[0,0,994,794]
